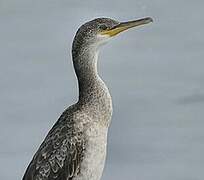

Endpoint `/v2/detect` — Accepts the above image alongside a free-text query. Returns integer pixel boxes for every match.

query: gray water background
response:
[1,0,204,179]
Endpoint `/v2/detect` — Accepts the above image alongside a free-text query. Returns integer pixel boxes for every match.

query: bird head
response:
[72,17,153,56]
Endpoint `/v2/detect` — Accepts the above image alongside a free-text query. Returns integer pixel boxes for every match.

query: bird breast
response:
[73,122,108,180]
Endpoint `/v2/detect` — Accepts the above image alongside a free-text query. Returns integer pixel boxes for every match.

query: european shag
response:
[22,17,153,180]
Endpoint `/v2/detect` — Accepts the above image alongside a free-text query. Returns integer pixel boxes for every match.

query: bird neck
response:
[72,43,113,125]
[72,45,110,102]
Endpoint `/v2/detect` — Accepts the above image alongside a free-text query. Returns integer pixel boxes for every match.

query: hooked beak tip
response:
[145,17,153,23]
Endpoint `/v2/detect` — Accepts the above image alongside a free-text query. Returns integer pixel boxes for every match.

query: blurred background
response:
[1,0,204,179]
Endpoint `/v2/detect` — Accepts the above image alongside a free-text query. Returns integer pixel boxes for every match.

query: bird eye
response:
[99,24,108,30]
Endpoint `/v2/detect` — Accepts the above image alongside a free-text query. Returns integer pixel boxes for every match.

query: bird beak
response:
[100,17,153,37]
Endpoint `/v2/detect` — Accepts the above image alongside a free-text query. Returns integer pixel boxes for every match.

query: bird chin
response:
[96,34,111,46]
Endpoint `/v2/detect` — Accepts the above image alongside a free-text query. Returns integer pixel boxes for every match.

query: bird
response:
[22,17,153,180]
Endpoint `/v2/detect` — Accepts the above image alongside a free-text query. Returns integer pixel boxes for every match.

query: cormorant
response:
[22,17,153,180]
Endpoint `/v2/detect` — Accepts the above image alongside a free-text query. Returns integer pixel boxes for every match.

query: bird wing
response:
[22,110,85,180]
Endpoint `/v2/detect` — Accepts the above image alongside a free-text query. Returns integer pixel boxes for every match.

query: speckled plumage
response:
[22,18,118,180]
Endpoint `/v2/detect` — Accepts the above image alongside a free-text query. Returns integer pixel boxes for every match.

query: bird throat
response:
[72,45,111,102]
[73,46,98,94]
[72,45,113,124]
